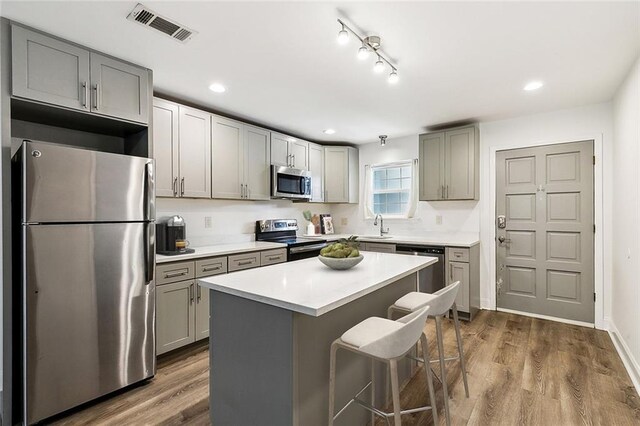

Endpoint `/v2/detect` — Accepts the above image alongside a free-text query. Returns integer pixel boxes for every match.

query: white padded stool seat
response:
[393,292,437,311]
[341,317,403,349]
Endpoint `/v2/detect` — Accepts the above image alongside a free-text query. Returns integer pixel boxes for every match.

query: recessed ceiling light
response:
[209,83,226,93]
[523,81,543,91]
[323,129,336,135]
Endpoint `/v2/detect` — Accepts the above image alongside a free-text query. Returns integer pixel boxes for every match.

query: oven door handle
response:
[289,243,327,254]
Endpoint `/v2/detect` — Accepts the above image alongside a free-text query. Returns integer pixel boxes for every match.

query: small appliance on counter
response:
[156,215,195,255]
[256,219,327,261]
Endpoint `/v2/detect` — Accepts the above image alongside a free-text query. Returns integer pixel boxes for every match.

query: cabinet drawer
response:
[261,248,287,266]
[228,252,260,272]
[364,242,396,253]
[447,247,469,263]
[196,257,228,278]
[156,261,195,285]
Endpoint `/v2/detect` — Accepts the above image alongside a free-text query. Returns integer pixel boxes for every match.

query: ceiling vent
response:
[127,3,197,44]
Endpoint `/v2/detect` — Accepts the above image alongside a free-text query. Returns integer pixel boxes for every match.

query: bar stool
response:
[388,282,469,426]
[328,306,438,426]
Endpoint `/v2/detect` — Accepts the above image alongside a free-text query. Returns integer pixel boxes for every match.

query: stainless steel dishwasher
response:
[395,245,445,293]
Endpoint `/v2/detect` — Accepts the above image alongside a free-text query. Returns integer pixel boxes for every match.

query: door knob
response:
[498,236,511,244]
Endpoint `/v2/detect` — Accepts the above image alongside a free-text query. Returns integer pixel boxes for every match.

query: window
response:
[365,160,418,218]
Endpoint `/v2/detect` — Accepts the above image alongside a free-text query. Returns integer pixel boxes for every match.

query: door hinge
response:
[593,155,596,165]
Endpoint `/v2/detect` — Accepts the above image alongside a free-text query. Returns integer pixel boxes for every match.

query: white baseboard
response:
[496,307,595,328]
[608,320,640,397]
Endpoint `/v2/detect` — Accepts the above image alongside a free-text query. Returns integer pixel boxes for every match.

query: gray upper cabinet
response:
[12,25,90,112]
[89,53,149,124]
[152,99,179,197]
[244,126,271,200]
[270,132,309,170]
[324,146,358,203]
[11,25,150,124]
[419,126,478,201]
[308,143,325,202]
[211,118,271,201]
[152,99,211,198]
[212,116,244,200]
[179,106,212,198]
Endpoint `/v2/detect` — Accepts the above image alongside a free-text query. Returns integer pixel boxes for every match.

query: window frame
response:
[369,160,414,219]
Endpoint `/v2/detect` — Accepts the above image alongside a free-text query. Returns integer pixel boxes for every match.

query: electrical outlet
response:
[435,215,442,225]
[204,216,212,229]
[341,217,348,226]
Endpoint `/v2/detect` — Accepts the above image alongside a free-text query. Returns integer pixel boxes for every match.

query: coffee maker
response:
[156,215,195,255]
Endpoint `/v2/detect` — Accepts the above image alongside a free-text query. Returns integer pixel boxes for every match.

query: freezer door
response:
[23,223,155,424]
[21,140,155,223]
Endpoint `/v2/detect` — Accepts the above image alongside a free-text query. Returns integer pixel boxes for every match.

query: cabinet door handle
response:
[237,260,254,266]
[93,83,99,110]
[246,185,250,199]
[165,269,188,278]
[240,183,244,198]
[189,283,194,304]
[197,285,202,302]
[202,265,221,272]
[292,154,296,167]
[450,263,454,281]
[81,82,87,108]
[267,256,280,261]
[445,185,449,199]
[173,177,178,197]
[181,177,185,196]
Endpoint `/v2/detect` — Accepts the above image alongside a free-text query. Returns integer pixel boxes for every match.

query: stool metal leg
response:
[420,333,439,426]
[389,359,402,426]
[452,303,470,398]
[435,315,451,426]
[328,343,338,426]
[371,358,376,426]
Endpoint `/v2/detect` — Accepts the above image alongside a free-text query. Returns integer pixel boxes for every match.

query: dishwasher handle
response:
[395,245,445,255]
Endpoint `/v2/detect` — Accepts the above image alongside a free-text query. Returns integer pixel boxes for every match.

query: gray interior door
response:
[496,141,594,323]
[24,222,155,424]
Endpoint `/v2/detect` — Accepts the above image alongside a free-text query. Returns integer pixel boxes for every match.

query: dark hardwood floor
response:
[50,311,640,425]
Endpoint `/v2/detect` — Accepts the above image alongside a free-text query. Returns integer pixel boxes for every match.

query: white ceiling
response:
[1,1,639,144]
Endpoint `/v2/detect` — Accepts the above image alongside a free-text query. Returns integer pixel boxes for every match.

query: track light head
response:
[374,57,385,73]
[357,44,369,60]
[388,70,399,84]
[379,135,388,146]
[337,25,349,45]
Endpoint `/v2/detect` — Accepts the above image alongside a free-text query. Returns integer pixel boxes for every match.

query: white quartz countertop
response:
[302,232,480,248]
[156,241,287,264]
[198,252,437,316]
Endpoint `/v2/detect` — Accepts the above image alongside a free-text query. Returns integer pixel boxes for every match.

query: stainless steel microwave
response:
[271,166,312,200]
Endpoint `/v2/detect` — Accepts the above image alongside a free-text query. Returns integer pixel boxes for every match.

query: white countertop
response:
[198,252,437,316]
[156,241,287,264]
[302,232,480,248]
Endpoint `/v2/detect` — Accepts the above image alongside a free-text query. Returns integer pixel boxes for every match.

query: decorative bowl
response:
[318,254,364,270]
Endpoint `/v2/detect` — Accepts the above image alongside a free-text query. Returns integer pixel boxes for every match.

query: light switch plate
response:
[435,215,442,225]
[341,217,348,226]
[204,216,212,228]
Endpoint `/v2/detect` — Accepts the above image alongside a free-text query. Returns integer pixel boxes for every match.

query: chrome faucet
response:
[373,214,389,237]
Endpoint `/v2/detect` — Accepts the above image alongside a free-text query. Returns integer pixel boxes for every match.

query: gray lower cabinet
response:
[445,246,480,320]
[11,24,150,124]
[156,249,286,355]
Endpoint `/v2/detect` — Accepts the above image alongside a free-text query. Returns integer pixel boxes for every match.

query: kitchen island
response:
[198,252,438,426]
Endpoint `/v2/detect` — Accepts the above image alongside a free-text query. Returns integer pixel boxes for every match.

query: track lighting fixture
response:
[336,18,399,85]
[379,135,388,146]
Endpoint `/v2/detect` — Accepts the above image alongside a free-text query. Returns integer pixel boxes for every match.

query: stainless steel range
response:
[256,219,327,261]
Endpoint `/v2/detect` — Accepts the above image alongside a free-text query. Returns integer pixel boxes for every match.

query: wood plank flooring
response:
[50,311,640,425]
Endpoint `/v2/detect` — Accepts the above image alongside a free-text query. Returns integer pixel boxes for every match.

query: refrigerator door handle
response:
[145,223,155,284]
[144,161,155,221]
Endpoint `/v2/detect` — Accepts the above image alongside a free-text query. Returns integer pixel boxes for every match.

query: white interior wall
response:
[610,56,640,392]
[330,134,481,236]
[156,198,332,246]
[479,102,613,327]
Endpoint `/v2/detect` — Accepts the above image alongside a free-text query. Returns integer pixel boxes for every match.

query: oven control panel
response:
[256,219,298,233]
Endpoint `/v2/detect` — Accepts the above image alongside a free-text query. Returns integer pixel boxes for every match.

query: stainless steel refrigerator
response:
[15,140,156,424]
